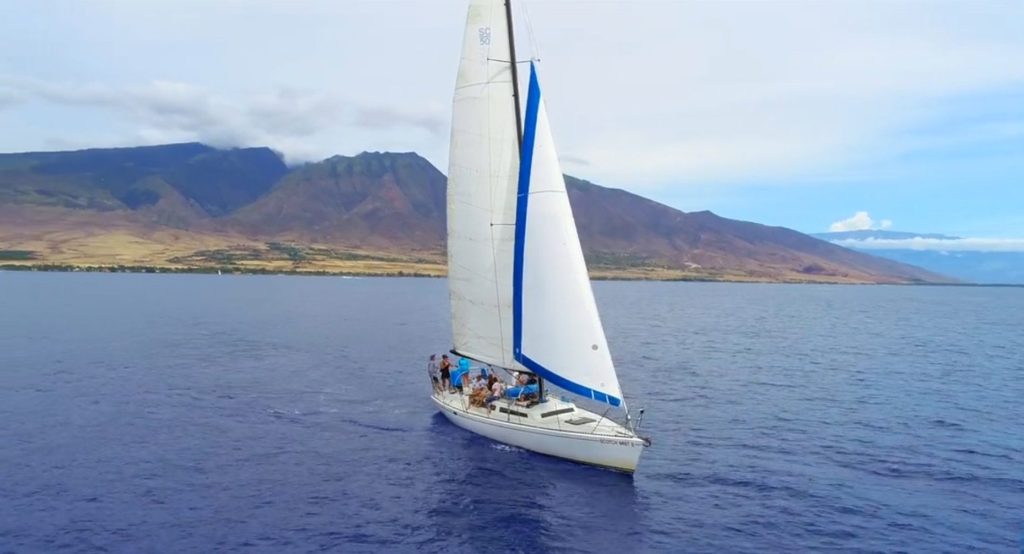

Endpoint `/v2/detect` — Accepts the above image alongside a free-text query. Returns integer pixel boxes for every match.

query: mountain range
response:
[0,143,952,283]
[815,231,1023,285]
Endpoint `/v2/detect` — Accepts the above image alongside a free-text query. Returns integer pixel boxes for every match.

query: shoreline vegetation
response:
[0,245,850,283]
[3,263,1019,286]
[1,247,1013,285]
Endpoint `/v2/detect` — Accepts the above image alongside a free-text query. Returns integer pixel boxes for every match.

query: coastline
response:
[2,261,1002,285]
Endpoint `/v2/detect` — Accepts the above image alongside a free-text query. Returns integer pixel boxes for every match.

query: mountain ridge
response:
[0,143,953,283]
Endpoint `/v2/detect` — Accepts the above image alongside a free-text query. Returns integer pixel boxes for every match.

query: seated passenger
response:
[505,383,537,399]
[505,383,539,406]
[469,374,489,407]
[485,379,506,411]
[471,373,488,392]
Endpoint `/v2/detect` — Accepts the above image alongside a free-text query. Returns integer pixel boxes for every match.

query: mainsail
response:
[447,0,520,369]
[448,0,624,407]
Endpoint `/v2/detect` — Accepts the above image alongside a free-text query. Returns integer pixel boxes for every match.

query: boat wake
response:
[489,443,525,453]
[339,417,406,433]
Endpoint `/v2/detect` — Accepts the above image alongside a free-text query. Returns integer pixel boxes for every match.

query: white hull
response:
[432,391,646,473]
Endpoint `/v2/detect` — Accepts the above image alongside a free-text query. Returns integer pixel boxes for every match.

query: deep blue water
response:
[1,273,1021,553]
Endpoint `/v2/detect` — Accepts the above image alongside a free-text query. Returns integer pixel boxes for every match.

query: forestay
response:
[513,64,625,407]
[447,0,520,369]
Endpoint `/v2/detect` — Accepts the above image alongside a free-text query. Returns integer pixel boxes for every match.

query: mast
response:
[504,0,523,154]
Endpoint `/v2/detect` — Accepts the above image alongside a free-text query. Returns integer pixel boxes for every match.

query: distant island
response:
[813,230,1024,285]
[0,143,953,284]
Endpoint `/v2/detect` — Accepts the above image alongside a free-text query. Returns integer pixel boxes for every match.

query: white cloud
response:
[1,1,1023,186]
[0,76,443,164]
[829,211,893,232]
[559,154,592,169]
[352,105,446,135]
[519,1,1024,187]
[835,237,1024,252]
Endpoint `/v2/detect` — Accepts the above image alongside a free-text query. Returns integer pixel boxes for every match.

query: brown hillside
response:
[230,152,446,253]
[0,144,954,283]
[566,177,946,283]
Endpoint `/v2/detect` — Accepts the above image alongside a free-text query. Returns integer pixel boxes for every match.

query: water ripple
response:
[0,274,1021,552]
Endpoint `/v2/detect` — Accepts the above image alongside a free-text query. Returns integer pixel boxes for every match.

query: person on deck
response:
[485,378,506,411]
[439,354,453,392]
[427,354,440,393]
[469,374,489,407]
[452,357,472,393]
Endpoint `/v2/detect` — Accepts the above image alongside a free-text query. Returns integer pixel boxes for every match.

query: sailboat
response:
[431,0,649,473]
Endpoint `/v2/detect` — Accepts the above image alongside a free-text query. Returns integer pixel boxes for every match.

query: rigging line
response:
[454,80,510,91]
[487,202,509,368]
[483,16,507,371]
[520,0,541,64]
[486,58,536,64]
[591,406,613,435]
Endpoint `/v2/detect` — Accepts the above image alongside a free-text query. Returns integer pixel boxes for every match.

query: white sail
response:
[447,0,520,368]
[513,64,624,407]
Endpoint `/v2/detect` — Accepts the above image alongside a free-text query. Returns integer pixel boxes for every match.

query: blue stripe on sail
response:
[512,63,541,359]
[511,63,621,409]
[520,354,622,408]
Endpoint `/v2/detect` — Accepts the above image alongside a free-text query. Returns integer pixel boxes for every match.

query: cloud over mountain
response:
[829,211,893,232]
[0,76,443,164]
[833,236,1024,253]
[3,1,1023,187]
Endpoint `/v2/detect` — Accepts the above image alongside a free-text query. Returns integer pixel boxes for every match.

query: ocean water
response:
[0,272,1021,553]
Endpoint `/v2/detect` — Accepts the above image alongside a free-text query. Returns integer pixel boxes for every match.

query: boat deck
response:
[432,388,635,439]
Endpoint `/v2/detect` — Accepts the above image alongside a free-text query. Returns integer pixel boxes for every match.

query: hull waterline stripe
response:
[511,63,622,408]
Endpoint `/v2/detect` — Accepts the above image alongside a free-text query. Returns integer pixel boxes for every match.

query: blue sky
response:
[1,0,1022,244]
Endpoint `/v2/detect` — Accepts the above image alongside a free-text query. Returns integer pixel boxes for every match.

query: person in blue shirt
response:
[452,357,471,392]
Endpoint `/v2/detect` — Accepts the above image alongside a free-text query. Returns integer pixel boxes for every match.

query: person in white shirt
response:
[469,374,489,407]
[427,354,441,392]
